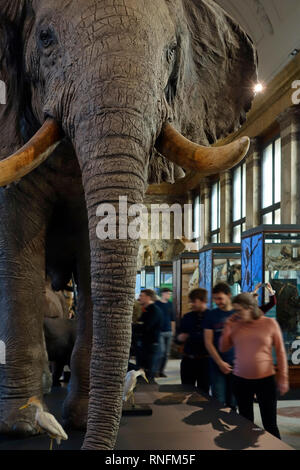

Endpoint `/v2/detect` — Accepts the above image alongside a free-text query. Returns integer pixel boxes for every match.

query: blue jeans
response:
[209,358,236,408]
[158,331,173,373]
[137,342,161,380]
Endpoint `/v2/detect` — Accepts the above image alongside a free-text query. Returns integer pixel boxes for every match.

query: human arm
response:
[204,329,232,375]
[176,314,190,343]
[260,295,276,313]
[219,319,234,352]
[169,303,176,336]
[272,320,289,395]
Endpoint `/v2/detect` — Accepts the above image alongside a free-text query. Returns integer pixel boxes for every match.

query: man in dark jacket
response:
[137,289,163,381]
[177,288,210,393]
[155,288,175,377]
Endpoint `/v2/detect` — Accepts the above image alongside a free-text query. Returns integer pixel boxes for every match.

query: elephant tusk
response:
[0,119,63,187]
[156,123,250,175]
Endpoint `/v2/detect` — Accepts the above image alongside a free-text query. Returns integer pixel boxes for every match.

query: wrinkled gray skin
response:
[0,0,257,449]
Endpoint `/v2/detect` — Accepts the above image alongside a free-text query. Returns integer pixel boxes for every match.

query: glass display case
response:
[241,225,300,387]
[140,266,155,290]
[154,261,173,294]
[135,270,141,299]
[199,243,241,308]
[173,252,199,323]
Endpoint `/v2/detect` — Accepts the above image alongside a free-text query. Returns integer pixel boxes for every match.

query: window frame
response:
[260,135,281,224]
[231,162,246,242]
[210,180,220,243]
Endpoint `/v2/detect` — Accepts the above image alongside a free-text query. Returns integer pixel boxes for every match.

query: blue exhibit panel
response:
[241,236,252,293]
[251,234,264,305]
[199,252,205,289]
[206,250,213,307]
[198,250,213,307]
[241,234,263,304]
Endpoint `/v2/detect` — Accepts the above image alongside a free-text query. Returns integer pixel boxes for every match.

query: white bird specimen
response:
[123,369,149,407]
[19,396,68,450]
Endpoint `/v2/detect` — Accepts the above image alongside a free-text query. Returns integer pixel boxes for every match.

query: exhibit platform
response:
[0,382,293,450]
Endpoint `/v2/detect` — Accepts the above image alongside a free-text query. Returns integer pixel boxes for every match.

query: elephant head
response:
[0,0,257,449]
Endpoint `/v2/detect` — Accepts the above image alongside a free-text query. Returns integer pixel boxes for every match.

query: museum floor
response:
[156,360,300,451]
[0,359,298,451]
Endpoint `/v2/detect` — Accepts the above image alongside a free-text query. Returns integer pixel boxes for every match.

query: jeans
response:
[180,356,210,393]
[158,331,173,374]
[137,342,161,380]
[232,374,281,439]
[209,358,236,408]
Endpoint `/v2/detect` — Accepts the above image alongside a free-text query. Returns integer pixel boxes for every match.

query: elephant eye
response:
[39,29,54,48]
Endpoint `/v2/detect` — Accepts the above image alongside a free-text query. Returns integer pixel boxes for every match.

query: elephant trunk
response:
[74,111,150,450]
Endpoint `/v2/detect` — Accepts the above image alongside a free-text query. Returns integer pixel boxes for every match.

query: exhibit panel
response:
[199,244,242,308]
[172,253,199,323]
[140,266,155,290]
[154,261,173,294]
[241,225,300,387]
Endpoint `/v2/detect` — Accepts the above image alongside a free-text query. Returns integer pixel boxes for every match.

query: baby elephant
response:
[44,317,77,386]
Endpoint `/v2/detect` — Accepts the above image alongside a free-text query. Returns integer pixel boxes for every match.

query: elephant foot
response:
[0,398,42,437]
[62,394,88,430]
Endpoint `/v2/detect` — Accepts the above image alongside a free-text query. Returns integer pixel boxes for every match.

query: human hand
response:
[253,283,262,293]
[177,333,189,343]
[218,361,233,375]
[266,282,275,295]
[278,381,289,396]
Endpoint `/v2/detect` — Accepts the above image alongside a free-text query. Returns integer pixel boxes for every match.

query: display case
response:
[199,243,241,308]
[140,266,155,290]
[241,225,300,388]
[135,270,141,298]
[173,252,199,323]
[154,261,173,294]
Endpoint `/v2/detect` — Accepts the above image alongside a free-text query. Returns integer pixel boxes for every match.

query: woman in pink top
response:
[219,293,289,440]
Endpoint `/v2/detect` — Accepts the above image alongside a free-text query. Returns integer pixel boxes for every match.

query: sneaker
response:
[159,372,167,378]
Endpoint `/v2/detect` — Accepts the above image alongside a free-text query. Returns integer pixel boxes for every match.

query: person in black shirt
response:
[137,289,163,381]
[155,288,175,378]
[177,288,210,393]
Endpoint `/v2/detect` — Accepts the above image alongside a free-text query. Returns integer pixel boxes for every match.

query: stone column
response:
[278,106,300,224]
[220,170,232,242]
[245,137,261,230]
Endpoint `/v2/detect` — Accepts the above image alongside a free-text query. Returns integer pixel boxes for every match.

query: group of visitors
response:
[134,280,289,440]
[135,288,175,381]
[177,281,288,440]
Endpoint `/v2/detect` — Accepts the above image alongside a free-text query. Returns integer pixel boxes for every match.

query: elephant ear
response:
[178,0,258,145]
[0,1,28,157]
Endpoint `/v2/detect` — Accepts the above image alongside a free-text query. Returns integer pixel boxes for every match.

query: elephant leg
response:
[62,226,92,429]
[0,188,49,436]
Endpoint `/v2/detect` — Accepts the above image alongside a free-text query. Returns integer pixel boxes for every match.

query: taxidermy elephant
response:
[0,0,257,449]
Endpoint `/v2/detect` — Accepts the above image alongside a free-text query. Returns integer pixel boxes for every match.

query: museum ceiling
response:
[215,0,300,83]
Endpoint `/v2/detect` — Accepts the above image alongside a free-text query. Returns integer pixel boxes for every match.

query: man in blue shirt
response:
[204,282,236,409]
[155,288,175,377]
[177,288,210,393]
